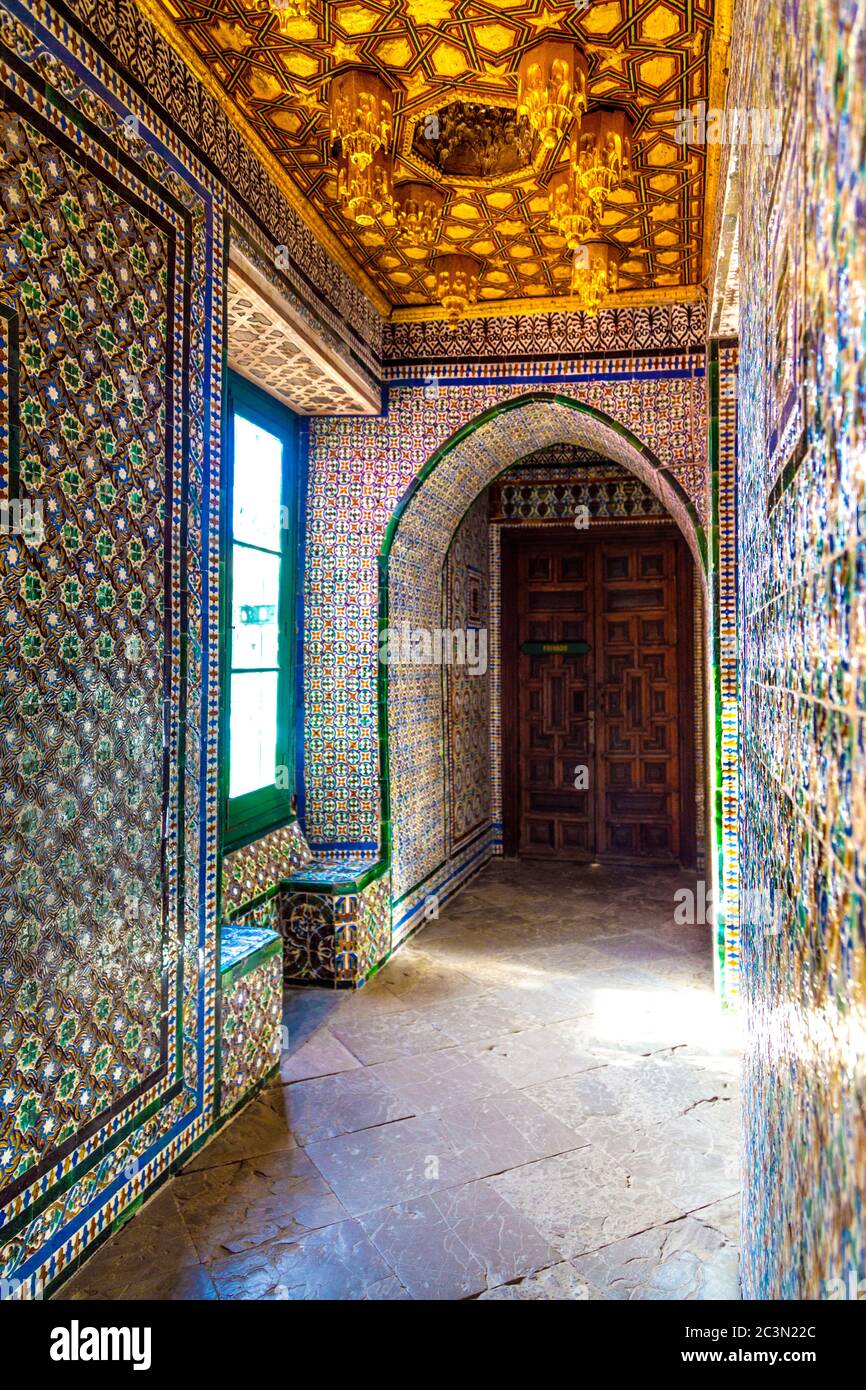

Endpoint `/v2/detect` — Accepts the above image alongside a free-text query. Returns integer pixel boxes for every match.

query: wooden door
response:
[502,527,693,865]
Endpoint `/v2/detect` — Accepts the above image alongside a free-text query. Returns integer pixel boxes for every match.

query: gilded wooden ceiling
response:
[145,0,729,318]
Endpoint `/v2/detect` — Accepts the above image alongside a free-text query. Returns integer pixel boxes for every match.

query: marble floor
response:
[58,860,742,1301]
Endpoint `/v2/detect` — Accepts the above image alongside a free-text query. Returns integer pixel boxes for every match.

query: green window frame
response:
[220,370,298,850]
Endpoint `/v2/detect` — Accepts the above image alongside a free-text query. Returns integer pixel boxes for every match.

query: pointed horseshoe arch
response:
[376,392,707,905]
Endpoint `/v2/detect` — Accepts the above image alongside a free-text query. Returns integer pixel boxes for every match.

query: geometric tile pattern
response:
[734,0,866,1300]
[144,0,724,308]
[0,0,221,1302]
[219,926,282,1117]
[277,867,391,987]
[714,342,739,1002]
[304,350,708,864]
[383,299,708,362]
[0,304,11,498]
[0,107,171,1194]
[222,821,314,917]
[444,493,491,851]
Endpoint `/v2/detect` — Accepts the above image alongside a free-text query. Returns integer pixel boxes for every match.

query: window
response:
[221,372,298,847]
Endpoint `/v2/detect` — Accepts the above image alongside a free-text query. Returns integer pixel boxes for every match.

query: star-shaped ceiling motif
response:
[141,0,729,320]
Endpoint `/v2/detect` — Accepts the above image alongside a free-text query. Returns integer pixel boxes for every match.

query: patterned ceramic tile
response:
[732,0,866,1300]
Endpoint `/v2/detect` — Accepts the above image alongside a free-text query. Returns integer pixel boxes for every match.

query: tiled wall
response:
[733,0,866,1298]
[0,0,745,1300]
[0,5,220,1295]
[444,494,491,854]
[305,348,709,886]
[0,0,365,1299]
[710,342,740,1001]
[219,931,282,1117]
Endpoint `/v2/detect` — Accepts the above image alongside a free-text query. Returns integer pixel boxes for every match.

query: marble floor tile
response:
[281,987,344,1049]
[57,1190,216,1301]
[279,1027,362,1083]
[437,1090,588,1174]
[465,1020,602,1089]
[483,977,602,1026]
[60,1261,218,1302]
[478,1262,600,1301]
[526,1053,736,1141]
[418,990,546,1044]
[597,1109,740,1215]
[592,931,695,966]
[368,1046,508,1112]
[60,860,742,1301]
[304,1113,478,1215]
[378,950,485,1008]
[328,1009,455,1065]
[571,1211,740,1300]
[181,1096,296,1173]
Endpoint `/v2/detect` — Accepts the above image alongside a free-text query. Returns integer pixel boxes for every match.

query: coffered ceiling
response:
[142,0,731,319]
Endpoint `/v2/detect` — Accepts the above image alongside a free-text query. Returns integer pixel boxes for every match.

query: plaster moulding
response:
[226,245,381,415]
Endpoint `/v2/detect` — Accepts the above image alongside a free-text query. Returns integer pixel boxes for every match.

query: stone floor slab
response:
[571,1212,740,1300]
[279,1028,362,1084]
[490,1146,682,1259]
[359,1180,560,1300]
[274,1068,414,1144]
[174,1147,347,1262]
[208,1219,403,1300]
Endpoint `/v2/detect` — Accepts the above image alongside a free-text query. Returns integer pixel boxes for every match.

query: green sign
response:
[520,641,590,656]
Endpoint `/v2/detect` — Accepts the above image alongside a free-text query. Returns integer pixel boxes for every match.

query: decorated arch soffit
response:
[139,0,733,321]
[383,392,706,575]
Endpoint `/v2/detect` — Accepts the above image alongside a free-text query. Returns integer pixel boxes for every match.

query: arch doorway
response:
[378,393,709,950]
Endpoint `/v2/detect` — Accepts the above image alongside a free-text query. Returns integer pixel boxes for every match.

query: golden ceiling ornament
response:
[336,144,394,227]
[394,181,445,249]
[570,241,619,316]
[329,68,394,170]
[433,252,481,326]
[255,0,311,28]
[516,40,588,150]
[575,108,634,209]
[547,150,602,251]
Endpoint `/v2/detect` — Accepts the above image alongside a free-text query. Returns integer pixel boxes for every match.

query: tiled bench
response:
[278,858,391,988]
[219,922,283,1115]
[220,823,392,990]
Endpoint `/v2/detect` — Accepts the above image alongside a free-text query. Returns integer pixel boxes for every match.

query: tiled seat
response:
[278,857,391,989]
[219,922,282,1115]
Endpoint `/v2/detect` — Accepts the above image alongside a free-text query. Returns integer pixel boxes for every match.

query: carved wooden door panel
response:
[594,539,680,860]
[516,541,595,857]
[508,530,687,863]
